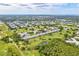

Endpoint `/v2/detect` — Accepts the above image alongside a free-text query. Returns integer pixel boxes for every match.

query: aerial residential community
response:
[0,3,79,56]
[0,15,79,56]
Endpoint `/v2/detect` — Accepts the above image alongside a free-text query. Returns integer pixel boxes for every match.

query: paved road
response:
[23,29,60,40]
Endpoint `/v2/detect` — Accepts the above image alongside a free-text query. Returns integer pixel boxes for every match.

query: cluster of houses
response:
[28,21,54,25]
[65,30,79,46]
[56,19,73,24]
[6,20,54,29]
[18,27,60,40]
[65,38,79,46]
[6,21,27,29]
[7,22,18,29]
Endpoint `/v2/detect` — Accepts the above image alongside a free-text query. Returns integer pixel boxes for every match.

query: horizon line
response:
[0,14,79,16]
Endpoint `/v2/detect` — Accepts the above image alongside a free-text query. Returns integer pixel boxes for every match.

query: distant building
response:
[7,22,17,29]
[18,32,30,40]
[56,19,72,24]
[65,38,79,46]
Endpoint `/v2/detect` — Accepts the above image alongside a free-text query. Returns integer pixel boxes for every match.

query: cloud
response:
[32,3,49,7]
[0,3,11,6]
[0,3,79,15]
[31,3,51,9]
[36,4,49,7]
[32,3,46,5]
[26,7,32,9]
[19,4,28,6]
[17,3,33,9]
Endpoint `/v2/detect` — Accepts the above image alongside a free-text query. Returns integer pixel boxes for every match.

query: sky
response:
[0,3,79,15]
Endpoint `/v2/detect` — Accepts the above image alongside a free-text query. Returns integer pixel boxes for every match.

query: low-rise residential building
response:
[18,32,30,40]
[7,22,17,29]
[65,38,79,46]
